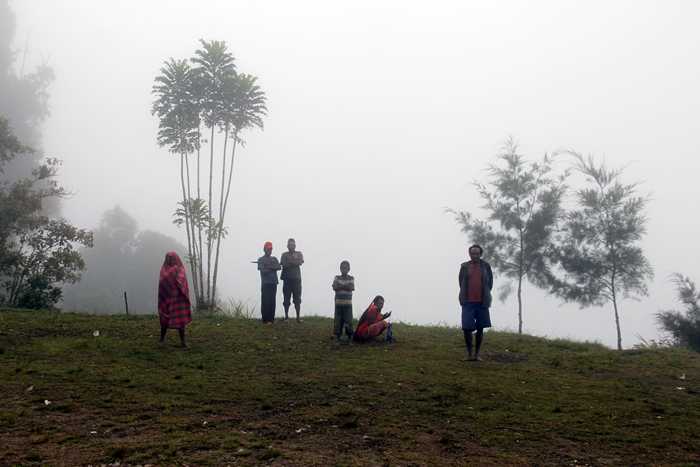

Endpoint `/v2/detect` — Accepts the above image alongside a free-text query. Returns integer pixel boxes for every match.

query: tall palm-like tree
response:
[151,58,202,305]
[191,40,236,309]
[153,41,268,310]
[189,69,207,303]
[211,73,267,303]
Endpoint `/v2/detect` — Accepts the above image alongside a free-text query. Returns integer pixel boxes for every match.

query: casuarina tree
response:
[657,274,700,352]
[549,153,653,350]
[450,138,567,334]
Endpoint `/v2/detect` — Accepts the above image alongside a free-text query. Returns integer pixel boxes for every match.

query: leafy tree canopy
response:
[0,116,92,309]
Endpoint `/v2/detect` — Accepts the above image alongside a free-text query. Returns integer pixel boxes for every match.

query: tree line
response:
[0,1,92,309]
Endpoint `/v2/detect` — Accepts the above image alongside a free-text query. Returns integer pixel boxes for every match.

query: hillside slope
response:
[1,309,699,466]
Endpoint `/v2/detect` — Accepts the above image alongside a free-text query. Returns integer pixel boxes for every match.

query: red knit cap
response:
[264,241,273,249]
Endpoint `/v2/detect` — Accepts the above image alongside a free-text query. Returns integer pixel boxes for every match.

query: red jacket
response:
[354,303,382,341]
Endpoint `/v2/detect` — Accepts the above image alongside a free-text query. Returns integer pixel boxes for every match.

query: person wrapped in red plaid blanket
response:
[158,251,192,348]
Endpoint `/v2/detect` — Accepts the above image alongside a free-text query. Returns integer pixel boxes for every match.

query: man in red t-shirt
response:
[458,244,494,361]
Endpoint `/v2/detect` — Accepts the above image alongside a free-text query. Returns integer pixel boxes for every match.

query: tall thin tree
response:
[549,153,653,350]
[151,58,202,305]
[190,69,206,305]
[191,39,236,309]
[211,73,267,303]
[450,138,567,333]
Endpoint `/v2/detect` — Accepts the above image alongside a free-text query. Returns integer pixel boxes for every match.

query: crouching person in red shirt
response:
[353,295,393,343]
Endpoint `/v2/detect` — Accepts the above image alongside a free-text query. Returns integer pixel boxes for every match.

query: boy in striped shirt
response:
[332,260,355,342]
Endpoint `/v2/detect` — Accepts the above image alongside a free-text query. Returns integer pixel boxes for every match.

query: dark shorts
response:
[282,279,302,306]
[461,302,491,330]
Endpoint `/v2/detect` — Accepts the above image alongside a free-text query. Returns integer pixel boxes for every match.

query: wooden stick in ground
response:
[124,291,129,316]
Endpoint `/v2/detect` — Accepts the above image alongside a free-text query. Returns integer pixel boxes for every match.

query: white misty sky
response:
[10,0,700,347]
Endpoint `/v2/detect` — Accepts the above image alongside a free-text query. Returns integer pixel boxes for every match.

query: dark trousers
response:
[261,283,277,322]
[334,304,353,338]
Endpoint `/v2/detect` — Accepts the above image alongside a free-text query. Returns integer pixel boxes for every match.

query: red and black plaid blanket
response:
[158,252,192,328]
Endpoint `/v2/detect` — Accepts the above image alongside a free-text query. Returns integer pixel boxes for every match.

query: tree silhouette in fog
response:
[0,0,56,209]
[62,206,187,314]
[548,153,653,350]
[0,117,92,309]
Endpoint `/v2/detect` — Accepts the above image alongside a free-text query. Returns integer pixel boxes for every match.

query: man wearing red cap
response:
[258,241,281,323]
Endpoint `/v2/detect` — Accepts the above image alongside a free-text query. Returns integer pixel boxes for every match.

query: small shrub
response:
[656,273,700,352]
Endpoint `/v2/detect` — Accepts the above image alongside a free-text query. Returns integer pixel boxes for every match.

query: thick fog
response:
[9,1,700,347]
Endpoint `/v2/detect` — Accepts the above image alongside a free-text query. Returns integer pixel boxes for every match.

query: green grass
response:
[1,308,699,466]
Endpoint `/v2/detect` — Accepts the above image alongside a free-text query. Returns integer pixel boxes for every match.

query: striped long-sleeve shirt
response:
[332,274,355,305]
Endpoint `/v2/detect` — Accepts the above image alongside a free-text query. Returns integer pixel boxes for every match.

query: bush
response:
[657,273,700,352]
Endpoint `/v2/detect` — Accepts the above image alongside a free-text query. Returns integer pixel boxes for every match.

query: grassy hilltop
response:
[1,308,699,466]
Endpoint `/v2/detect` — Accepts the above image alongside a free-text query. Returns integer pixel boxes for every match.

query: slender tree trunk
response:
[183,154,200,310]
[219,124,229,222]
[612,297,622,351]
[220,131,239,227]
[8,269,19,305]
[518,228,525,334]
[517,275,523,335]
[196,126,204,307]
[611,270,622,350]
[179,154,199,307]
[211,125,229,305]
[206,125,215,309]
[10,265,28,306]
[8,246,26,304]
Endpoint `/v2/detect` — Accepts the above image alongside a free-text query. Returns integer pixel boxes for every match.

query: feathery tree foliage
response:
[152,39,267,311]
[450,138,567,334]
[657,274,700,352]
[549,153,653,350]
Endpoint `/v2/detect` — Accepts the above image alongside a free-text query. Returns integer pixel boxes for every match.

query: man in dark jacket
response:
[458,244,493,361]
[280,238,304,322]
